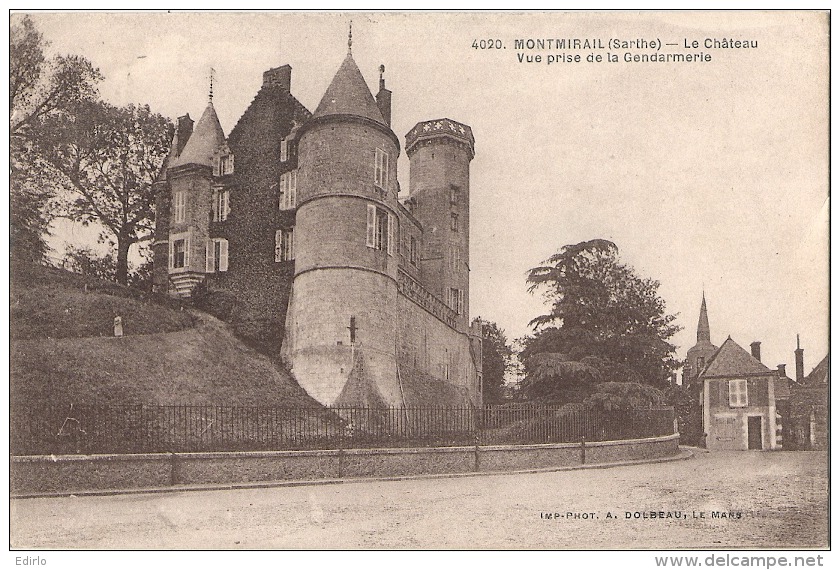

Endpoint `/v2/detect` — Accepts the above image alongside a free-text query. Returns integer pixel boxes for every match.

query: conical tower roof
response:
[312,53,386,126]
[171,103,226,168]
[697,293,711,343]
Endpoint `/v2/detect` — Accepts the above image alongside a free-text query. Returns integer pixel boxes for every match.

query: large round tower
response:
[282,50,403,406]
[405,119,475,332]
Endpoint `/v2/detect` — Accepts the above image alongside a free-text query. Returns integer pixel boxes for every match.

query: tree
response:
[519,239,680,404]
[61,245,117,282]
[478,320,514,404]
[34,100,172,284]
[10,15,102,262]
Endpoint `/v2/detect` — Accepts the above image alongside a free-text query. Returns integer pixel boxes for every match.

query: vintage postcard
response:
[8,10,829,556]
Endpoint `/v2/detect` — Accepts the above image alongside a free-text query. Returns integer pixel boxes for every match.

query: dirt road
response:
[10,450,828,549]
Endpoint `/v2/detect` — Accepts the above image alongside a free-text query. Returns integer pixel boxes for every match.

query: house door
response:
[747,416,763,450]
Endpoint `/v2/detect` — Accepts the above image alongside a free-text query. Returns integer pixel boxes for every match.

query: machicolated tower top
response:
[154,29,482,408]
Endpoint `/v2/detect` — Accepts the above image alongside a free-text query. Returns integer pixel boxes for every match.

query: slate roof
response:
[697,293,711,342]
[312,53,386,126]
[171,103,226,168]
[701,336,772,378]
[805,354,829,385]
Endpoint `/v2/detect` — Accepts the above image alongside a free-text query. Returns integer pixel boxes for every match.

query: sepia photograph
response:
[7,9,830,556]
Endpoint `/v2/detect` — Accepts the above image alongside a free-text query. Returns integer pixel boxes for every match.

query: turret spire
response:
[697,292,711,343]
[348,21,353,54]
[209,67,215,103]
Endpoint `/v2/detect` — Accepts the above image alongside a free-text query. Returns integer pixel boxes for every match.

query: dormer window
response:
[218,153,234,176]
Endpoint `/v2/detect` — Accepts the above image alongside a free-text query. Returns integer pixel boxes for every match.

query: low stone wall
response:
[11,433,680,495]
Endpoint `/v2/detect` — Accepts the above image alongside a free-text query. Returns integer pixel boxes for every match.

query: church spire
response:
[697,292,711,343]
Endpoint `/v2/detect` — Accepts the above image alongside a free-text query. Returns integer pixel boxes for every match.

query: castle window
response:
[212,189,230,222]
[729,379,748,408]
[173,190,186,223]
[448,288,464,315]
[279,170,297,210]
[169,233,189,270]
[696,356,706,373]
[374,148,389,189]
[275,228,294,262]
[218,153,234,176]
[410,235,418,266]
[205,238,229,272]
[449,245,460,271]
[366,204,394,255]
[450,185,460,205]
[451,212,459,232]
[280,140,289,163]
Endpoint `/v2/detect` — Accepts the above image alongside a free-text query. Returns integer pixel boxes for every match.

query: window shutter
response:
[290,170,297,208]
[219,240,229,272]
[387,213,395,256]
[228,154,234,174]
[274,230,283,261]
[280,140,288,162]
[366,204,376,247]
[183,237,190,268]
[289,228,295,260]
[213,155,221,177]
[205,239,214,272]
[223,191,230,220]
[169,241,174,269]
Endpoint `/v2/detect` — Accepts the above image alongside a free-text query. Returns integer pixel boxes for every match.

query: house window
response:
[279,170,297,210]
[449,245,460,271]
[212,189,230,222]
[366,204,394,255]
[173,191,186,223]
[169,234,189,270]
[410,235,418,266]
[280,140,288,163]
[729,379,748,408]
[275,228,294,262]
[451,212,459,232]
[218,153,234,176]
[205,238,229,272]
[374,148,389,189]
[448,288,464,315]
[450,185,460,205]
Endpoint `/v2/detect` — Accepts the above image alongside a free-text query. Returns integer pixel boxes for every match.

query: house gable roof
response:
[805,354,829,385]
[701,336,771,378]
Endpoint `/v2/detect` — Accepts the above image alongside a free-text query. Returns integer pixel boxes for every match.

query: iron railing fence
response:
[10,404,675,455]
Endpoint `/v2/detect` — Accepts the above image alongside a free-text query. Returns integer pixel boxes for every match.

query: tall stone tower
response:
[405,119,475,331]
[155,101,227,297]
[282,48,403,406]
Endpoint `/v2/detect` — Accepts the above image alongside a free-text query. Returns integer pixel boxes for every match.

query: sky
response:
[22,11,829,376]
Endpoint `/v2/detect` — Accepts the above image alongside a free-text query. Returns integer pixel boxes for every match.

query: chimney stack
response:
[263,65,292,91]
[174,114,194,157]
[375,64,392,126]
[795,334,805,383]
[750,341,761,362]
[777,364,787,378]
